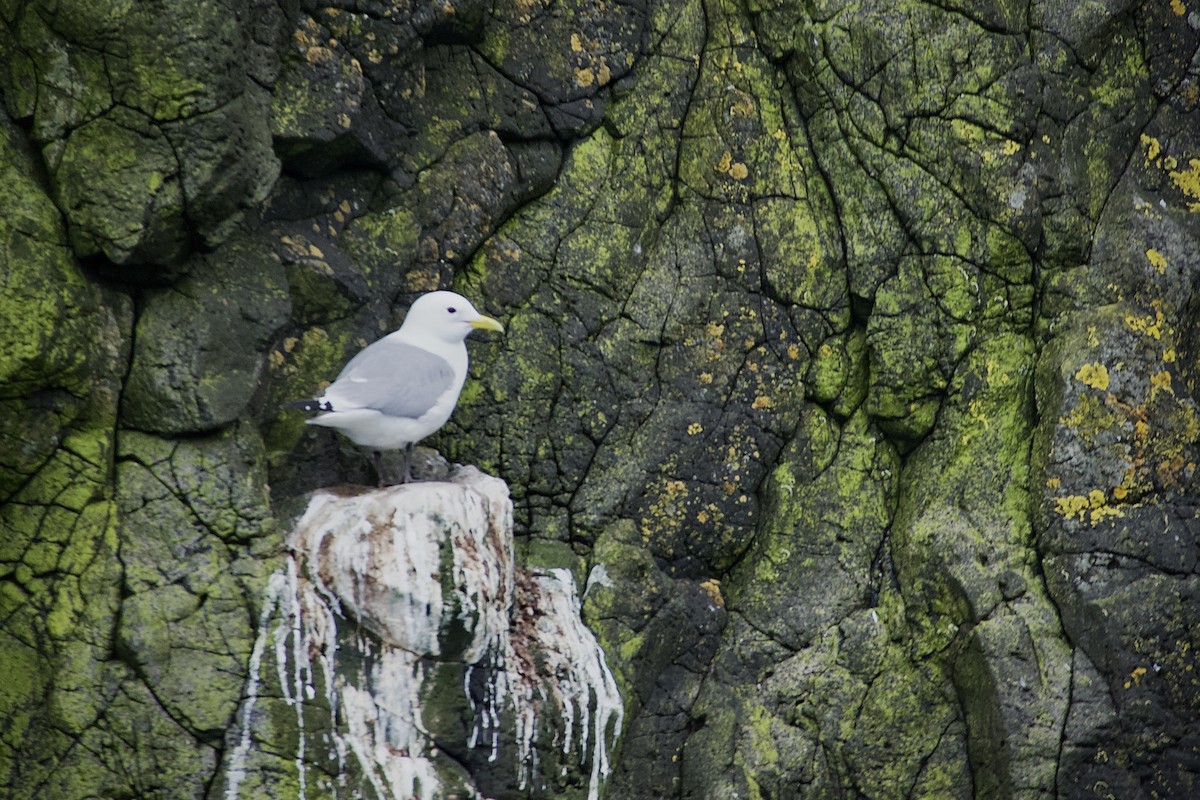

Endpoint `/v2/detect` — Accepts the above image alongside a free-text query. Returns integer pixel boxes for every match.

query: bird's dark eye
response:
[447,307,457,314]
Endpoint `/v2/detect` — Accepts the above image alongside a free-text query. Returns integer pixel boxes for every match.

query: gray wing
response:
[325,339,456,419]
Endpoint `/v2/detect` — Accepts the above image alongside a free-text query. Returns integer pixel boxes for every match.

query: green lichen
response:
[805,327,868,417]
[341,205,419,281]
[894,333,1037,620]
[522,539,586,583]
[271,43,367,151]
[121,236,290,434]
[0,120,99,398]
[581,521,671,703]
[892,332,1075,795]
[101,423,279,797]
[867,253,984,443]
[48,108,187,263]
[0,106,134,796]
[730,404,897,645]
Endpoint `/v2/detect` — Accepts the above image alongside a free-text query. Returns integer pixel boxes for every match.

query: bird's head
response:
[402,290,505,343]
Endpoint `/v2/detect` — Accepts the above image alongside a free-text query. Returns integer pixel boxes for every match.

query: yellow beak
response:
[470,314,505,333]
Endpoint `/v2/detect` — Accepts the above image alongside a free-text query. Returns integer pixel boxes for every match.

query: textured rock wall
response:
[1,0,1198,798]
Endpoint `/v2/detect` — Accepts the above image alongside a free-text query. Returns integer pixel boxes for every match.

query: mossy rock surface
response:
[3,0,1200,797]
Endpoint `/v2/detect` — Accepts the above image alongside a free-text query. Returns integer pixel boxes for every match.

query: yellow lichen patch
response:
[699,578,725,608]
[1053,489,1126,526]
[1124,306,1167,339]
[1168,158,1200,211]
[1142,133,1180,171]
[1141,133,1162,164]
[1157,453,1191,486]
[1113,468,1137,501]
[574,67,595,87]
[570,32,583,52]
[640,475,690,544]
[699,372,714,385]
[1075,362,1111,390]
[1124,665,1149,689]
[1054,495,1088,520]
[687,422,704,435]
[706,321,726,338]
[1150,370,1174,396]
[1146,248,1168,274]
[1000,139,1021,156]
[715,151,732,174]
[1046,476,1061,489]
[1171,0,1186,15]
[280,234,326,262]
[729,162,749,181]
[751,395,773,410]
[1164,347,1177,363]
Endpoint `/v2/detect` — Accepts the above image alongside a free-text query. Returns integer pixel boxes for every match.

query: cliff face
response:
[1,0,1198,798]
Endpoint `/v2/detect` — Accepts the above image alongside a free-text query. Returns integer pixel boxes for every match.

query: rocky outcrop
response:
[1,0,1198,798]
[222,468,621,800]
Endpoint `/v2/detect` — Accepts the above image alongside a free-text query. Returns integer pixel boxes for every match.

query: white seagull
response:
[286,290,504,485]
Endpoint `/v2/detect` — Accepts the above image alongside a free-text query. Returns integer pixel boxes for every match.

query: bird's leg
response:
[402,442,415,484]
[372,450,387,488]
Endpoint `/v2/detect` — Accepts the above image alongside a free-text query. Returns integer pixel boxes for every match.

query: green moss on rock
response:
[892,333,1076,796]
[729,406,898,649]
[121,236,291,435]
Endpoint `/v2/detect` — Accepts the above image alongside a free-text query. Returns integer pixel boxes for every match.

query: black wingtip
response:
[280,399,333,413]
